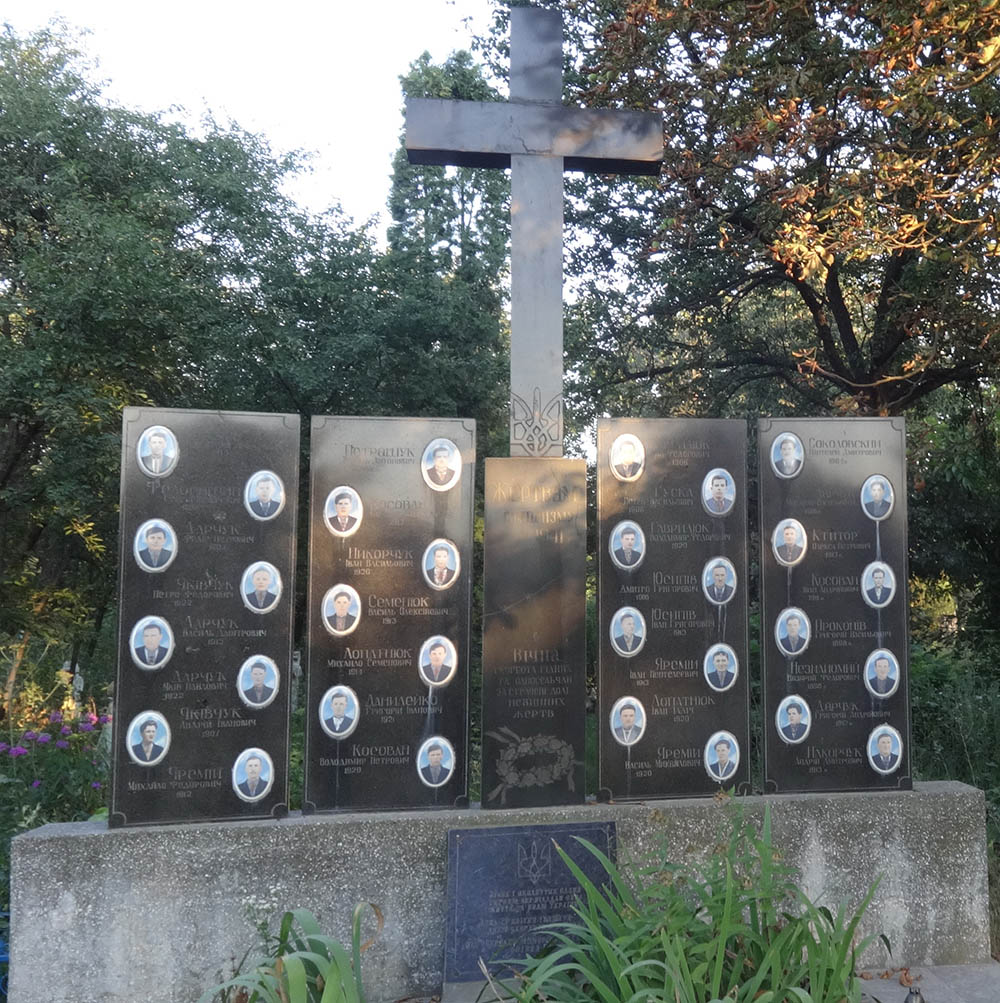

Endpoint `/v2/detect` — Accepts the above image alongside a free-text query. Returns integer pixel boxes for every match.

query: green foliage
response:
[495,808,878,1003]
[201,904,381,1003]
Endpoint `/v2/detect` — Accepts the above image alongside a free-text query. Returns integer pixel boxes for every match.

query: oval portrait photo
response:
[126,711,170,767]
[609,433,645,482]
[136,424,178,478]
[703,645,739,693]
[609,696,646,747]
[244,470,285,521]
[608,521,645,572]
[775,607,810,658]
[232,747,275,802]
[775,696,811,745]
[133,519,177,574]
[237,655,280,710]
[422,438,461,492]
[319,685,360,740]
[703,557,736,606]
[864,649,900,699]
[705,731,740,782]
[770,432,803,479]
[417,736,456,788]
[868,726,903,776]
[324,486,363,538]
[862,561,896,609]
[130,616,174,671]
[702,468,735,516]
[861,474,894,521]
[423,539,460,591]
[418,635,458,688]
[772,519,807,567]
[609,606,645,658]
[321,585,361,637]
[241,562,282,614]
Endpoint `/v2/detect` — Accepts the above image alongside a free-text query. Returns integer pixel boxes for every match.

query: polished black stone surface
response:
[110,408,299,826]
[303,418,475,811]
[597,419,750,799]
[444,820,616,989]
[481,459,587,808]
[759,418,911,792]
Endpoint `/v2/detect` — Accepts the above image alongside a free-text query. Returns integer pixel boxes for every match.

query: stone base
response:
[10,781,989,1003]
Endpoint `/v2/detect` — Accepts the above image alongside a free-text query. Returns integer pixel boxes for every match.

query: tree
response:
[496,0,1000,416]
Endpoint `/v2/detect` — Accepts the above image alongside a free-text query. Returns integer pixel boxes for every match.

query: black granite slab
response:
[303,418,475,811]
[759,418,911,792]
[597,420,751,798]
[481,459,587,808]
[443,820,616,998]
[110,408,299,826]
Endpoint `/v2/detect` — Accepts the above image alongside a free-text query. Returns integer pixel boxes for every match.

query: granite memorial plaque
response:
[759,418,911,792]
[443,820,616,1000]
[597,419,751,798]
[304,417,475,811]
[110,408,299,826]
[481,458,586,808]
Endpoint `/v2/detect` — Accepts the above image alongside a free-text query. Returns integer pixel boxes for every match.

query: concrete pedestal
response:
[10,781,989,1003]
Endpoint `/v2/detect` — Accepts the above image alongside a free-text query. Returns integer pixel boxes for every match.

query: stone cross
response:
[405,7,662,456]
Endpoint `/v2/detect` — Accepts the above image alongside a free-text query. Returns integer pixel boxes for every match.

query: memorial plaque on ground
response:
[481,458,586,807]
[443,820,616,1000]
[303,417,474,811]
[597,419,751,798]
[110,407,299,826]
[759,418,910,792]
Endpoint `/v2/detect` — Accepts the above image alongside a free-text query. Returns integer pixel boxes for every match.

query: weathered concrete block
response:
[10,781,988,1003]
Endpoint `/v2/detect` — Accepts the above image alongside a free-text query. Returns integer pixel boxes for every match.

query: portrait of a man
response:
[863,564,895,608]
[244,564,280,612]
[612,525,643,569]
[420,639,454,686]
[135,522,174,571]
[424,543,458,589]
[611,701,645,746]
[133,620,171,669]
[247,472,284,519]
[130,717,167,765]
[777,611,809,656]
[704,561,735,605]
[419,740,454,787]
[422,439,461,491]
[866,652,899,697]
[704,647,737,691]
[779,700,809,743]
[771,434,803,478]
[702,470,734,515]
[868,730,902,774]
[242,660,275,706]
[138,427,177,477]
[326,489,362,536]
[773,521,806,566]
[706,735,739,780]
[611,609,644,657]
[863,477,893,519]
[236,753,270,800]
[610,435,644,481]
[323,588,359,636]
[322,689,357,738]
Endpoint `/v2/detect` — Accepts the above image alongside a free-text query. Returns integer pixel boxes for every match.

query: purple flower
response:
[60,726,72,735]
[98,714,110,724]
[36,733,51,744]
[78,722,94,732]
[31,779,41,788]
[8,746,29,757]
[0,743,8,754]
[91,781,102,789]
[22,731,36,742]
[55,740,69,749]
[49,711,63,723]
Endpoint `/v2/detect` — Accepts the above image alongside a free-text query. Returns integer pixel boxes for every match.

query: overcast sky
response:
[6,0,497,231]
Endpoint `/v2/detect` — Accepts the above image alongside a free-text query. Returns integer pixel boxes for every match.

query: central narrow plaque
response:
[481,458,586,808]
[443,820,616,1000]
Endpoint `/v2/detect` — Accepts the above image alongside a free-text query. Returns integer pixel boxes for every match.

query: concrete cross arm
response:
[405,98,663,176]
